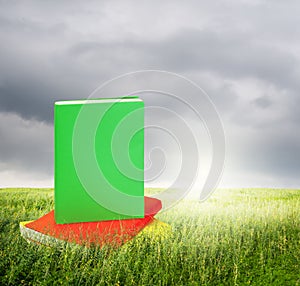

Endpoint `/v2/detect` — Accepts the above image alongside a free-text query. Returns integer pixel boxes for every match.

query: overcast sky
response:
[0,0,299,190]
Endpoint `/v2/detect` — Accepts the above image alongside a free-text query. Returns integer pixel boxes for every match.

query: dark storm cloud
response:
[156,29,299,91]
[0,1,299,123]
[0,79,57,122]
[67,28,299,91]
[0,112,53,175]
[0,0,299,187]
[2,27,295,123]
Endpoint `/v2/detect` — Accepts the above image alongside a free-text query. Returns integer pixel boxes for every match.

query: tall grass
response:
[0,188,300,285]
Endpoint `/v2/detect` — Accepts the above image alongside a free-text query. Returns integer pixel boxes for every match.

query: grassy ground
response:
[0,188,300,285]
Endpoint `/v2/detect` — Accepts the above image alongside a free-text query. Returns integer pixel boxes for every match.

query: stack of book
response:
[20,97,166,247]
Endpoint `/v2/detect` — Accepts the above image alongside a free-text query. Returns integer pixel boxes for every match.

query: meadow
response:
[0,188,299,285]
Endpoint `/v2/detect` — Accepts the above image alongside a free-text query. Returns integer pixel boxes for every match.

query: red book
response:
[20,196,162,247]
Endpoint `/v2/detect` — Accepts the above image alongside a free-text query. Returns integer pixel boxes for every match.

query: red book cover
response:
[22,196,162,247]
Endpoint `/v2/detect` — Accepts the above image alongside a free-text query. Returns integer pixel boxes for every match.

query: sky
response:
[0,0,299,191]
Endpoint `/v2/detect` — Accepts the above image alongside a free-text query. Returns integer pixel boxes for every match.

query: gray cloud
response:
[0,112,53,180]
[252,96,273,109]
[0,0,299,188]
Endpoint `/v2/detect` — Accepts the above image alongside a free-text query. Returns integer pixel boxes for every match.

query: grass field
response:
[0,188,300,285]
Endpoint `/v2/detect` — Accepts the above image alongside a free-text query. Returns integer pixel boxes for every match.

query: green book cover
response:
[54,97,144,224]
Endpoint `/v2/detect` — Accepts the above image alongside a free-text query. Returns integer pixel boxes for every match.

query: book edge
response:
[55,98,143,105]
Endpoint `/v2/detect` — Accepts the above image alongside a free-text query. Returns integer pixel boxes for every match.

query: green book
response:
[54,97,144,224]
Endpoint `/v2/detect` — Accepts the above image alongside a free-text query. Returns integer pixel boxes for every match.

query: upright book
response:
[54,96,144,224]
